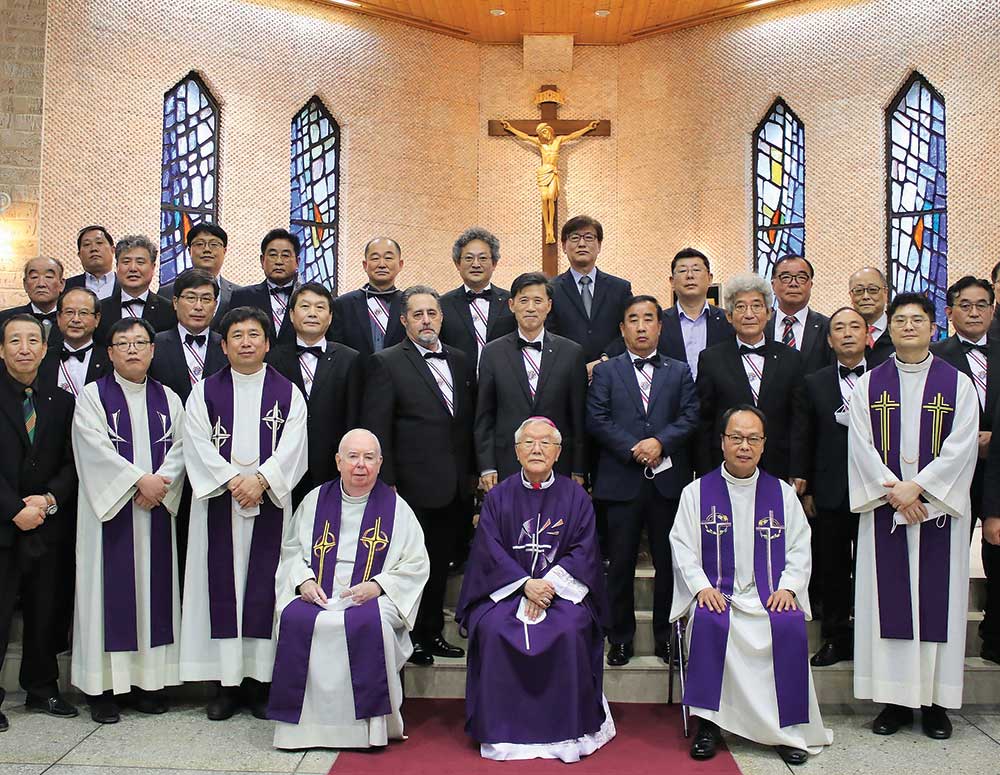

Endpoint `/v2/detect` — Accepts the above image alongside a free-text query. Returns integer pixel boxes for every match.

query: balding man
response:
[849,267,894,366]
[330,238,406,356]
[1,256,67,351]
[268,429,429,749]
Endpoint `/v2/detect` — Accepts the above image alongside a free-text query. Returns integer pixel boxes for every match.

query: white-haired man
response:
[268,428,429,749]
[694,273,808,488]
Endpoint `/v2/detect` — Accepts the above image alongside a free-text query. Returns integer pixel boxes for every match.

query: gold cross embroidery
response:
[922,392,954,457]
[360,517,389,582]
[312,520,337,589]
[871,390,900,465]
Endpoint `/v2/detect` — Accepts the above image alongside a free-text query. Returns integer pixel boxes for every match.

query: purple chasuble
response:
[867,357,957,642]
[455,473,608,745]
[683,467,809,728]
[95,375,174,652]
[268,479,397,724]
[203,366,293,640]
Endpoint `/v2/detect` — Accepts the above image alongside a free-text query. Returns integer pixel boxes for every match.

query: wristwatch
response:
[44,493,57,515]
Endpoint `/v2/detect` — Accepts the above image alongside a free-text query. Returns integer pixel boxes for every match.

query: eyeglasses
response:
[732,302,767,314]
[890,315,930,327]
[516,439,561,450]
[673,266,706,277]
[110,340,152,352]
[566,233,598,244]
[178,293,217,305]
[723,433,765,447]
[956,301,992,313]
[190,240,225,250]
[460,255,492,265]
[59,309,96,319]
[850,285,884,298]
[775,272,811,286]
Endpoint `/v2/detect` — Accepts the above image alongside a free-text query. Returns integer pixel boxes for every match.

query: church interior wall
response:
[0,0,995,318]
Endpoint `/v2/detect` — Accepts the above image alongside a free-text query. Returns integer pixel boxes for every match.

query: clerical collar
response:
[231,364,267,382]
[464,283,492,295]
[521,470,555,490]
[296,336,326,352]
[413,340,443,357]
[893,352,933,372]
[736,336,766,350]
[677,301,709,322]
[959,334,987,347]
[721,464,759,486]
[517,328,544,344]
[340,482,369,505]
[113,369,146,392]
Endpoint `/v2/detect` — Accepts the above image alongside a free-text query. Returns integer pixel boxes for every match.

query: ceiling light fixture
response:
[490,8,506,15]
[331,0,361,7]
[595,9,611,17]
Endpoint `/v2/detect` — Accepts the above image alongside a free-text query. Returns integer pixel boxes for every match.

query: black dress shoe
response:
[25,694,78,718]
[607,642,633,667]
[921,705,953,739]
[0,709,8,732]
[982,642,1000,665]
[776,745,809,765]
[810,641,852,667]
[690,719,720,760]
[89,694,120,724]
[428,635,465,658]
[130,688,168,715]
[872,703,913,735]
[206,686,241,721]
[407,642,434,666]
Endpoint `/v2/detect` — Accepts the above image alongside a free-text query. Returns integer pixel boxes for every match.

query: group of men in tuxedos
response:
[0,211,998,767]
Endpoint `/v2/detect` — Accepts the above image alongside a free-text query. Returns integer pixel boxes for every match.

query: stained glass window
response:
[887,72,948,333]
[159,72,219,285]
[290,97,340,291]
[752,99,805,279]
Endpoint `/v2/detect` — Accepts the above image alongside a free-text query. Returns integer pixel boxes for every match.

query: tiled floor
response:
[2,694,998,775]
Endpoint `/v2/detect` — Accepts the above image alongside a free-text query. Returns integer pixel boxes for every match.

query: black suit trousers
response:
[0,542,64,702]
[815,507,859,647]
[412,495,467,643]
[606,480,678,646]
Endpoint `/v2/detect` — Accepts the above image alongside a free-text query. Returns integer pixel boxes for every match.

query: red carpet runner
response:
[330,699,741,774]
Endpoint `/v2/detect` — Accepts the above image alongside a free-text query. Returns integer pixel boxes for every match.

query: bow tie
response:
[518,338,542,351]
[962,341,988,356]
[423,351,447,360]
[297,345,324,358]
[269,285,293,296]
[34,311,56,322]
[61,344,92,362]
[633,357,660,370]
[185,333,207,347]
[466,289,492,301]
[122,297,145,308]
[839,364,865,379]
[739,343,767,356]
[364,285,397,300]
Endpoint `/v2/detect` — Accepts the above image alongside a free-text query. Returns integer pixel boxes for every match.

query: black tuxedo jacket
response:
[267,341,363,501]
[475,331,587,479]
[866,327,895,367]
[37,343,111,393]
[96,287,177,344]
[439,284,516,368]
[765,308,833,375]
[149,327,227,404]
[0,304,63,353]
[545,268,633,363]
[0,372,76,550]
[695,339,807,480]
[362,339,475,509]
[329,288,405,357]
[930,334,999,431]
[229,281,297,344]
[803,364,852,512]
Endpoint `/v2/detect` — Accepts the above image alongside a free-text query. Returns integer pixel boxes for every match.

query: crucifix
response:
[312,520,337,589]
[360,517,389,582]
[489,85,610,277]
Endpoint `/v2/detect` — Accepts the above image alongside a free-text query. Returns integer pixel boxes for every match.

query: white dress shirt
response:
[738,336,767,404]
[518,328,545,399]
[295,336,326,399]
[414,340,454,415]
[775,306,809,351]
[958,335,988,412]
[179,323,210,385]
[57,340,93,396]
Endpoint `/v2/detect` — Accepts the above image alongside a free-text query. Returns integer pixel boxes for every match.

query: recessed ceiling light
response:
[490,8,506,15]
[595,9,611,16]
[331,0,361,7]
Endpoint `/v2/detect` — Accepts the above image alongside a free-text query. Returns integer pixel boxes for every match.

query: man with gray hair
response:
[363,285,476,665]
[0,256,67,351]
[268,428,429,749]
[330,237,406,356]
[96,235,176,344]
[439,227,516,371]
[694,273,808,486]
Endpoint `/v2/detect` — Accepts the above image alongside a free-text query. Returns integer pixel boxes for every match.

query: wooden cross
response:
[489,85,610,277]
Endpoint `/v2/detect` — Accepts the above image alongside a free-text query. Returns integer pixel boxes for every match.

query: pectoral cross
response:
[700,505,730,591]
[871,390,900,464]
[756,511,784,596]
[312,520,337,588]
[210,416,230,451]
[154,411,172,457]
[513,514,556,575]
[107,410,129,453]
[360,516,389,583]
[922,392,954,457]
[263,401,285,456]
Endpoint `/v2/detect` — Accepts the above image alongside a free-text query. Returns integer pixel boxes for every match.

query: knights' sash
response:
[203,366,293,640]
[96,375,174,652]
[268,479,397,724]
[867,356,957,642]
[683,468,809,728]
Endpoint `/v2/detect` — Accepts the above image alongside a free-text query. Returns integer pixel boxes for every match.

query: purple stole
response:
[683,468,809,728]
[203,366,293,640]
[95,375,174,652]
[268,479,397,724]
[867,357,957,642]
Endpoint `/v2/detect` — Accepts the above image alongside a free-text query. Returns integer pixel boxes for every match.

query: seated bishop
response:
[268,429,429,749]
[456,417,614,763]
[670,406,832,766]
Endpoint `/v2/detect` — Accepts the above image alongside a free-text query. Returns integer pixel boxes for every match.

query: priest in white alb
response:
[671,405,832,766]
[180,307,308,720]
[71,318,186,724]
[848,292,979,740]
[267,428,429,749]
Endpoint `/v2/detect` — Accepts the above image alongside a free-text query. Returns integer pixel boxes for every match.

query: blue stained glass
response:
[159,72,219,285]
[289,97,340,291]
[752,99,806,279]
[887,73,948,334]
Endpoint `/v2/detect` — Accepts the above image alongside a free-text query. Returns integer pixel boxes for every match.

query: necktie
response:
[962,341,988,355]
[578,275,593,318]
[518,338,542,351]
[61,344,93,362]
[839,364,865,379]
[782,315,797,349]
[866,325,876,348]
[423,351,448,360]
[466,289,492,301]
[296,344,324,358]
[185,333,207,347]
[23,387,36,443]
[633,357,661,369]
[739,343,768,356]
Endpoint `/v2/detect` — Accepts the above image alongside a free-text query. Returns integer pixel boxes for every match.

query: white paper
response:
[515,595,546,626]
[321,586,360,611]
[834,408,850,427]
[645,456,673,478]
